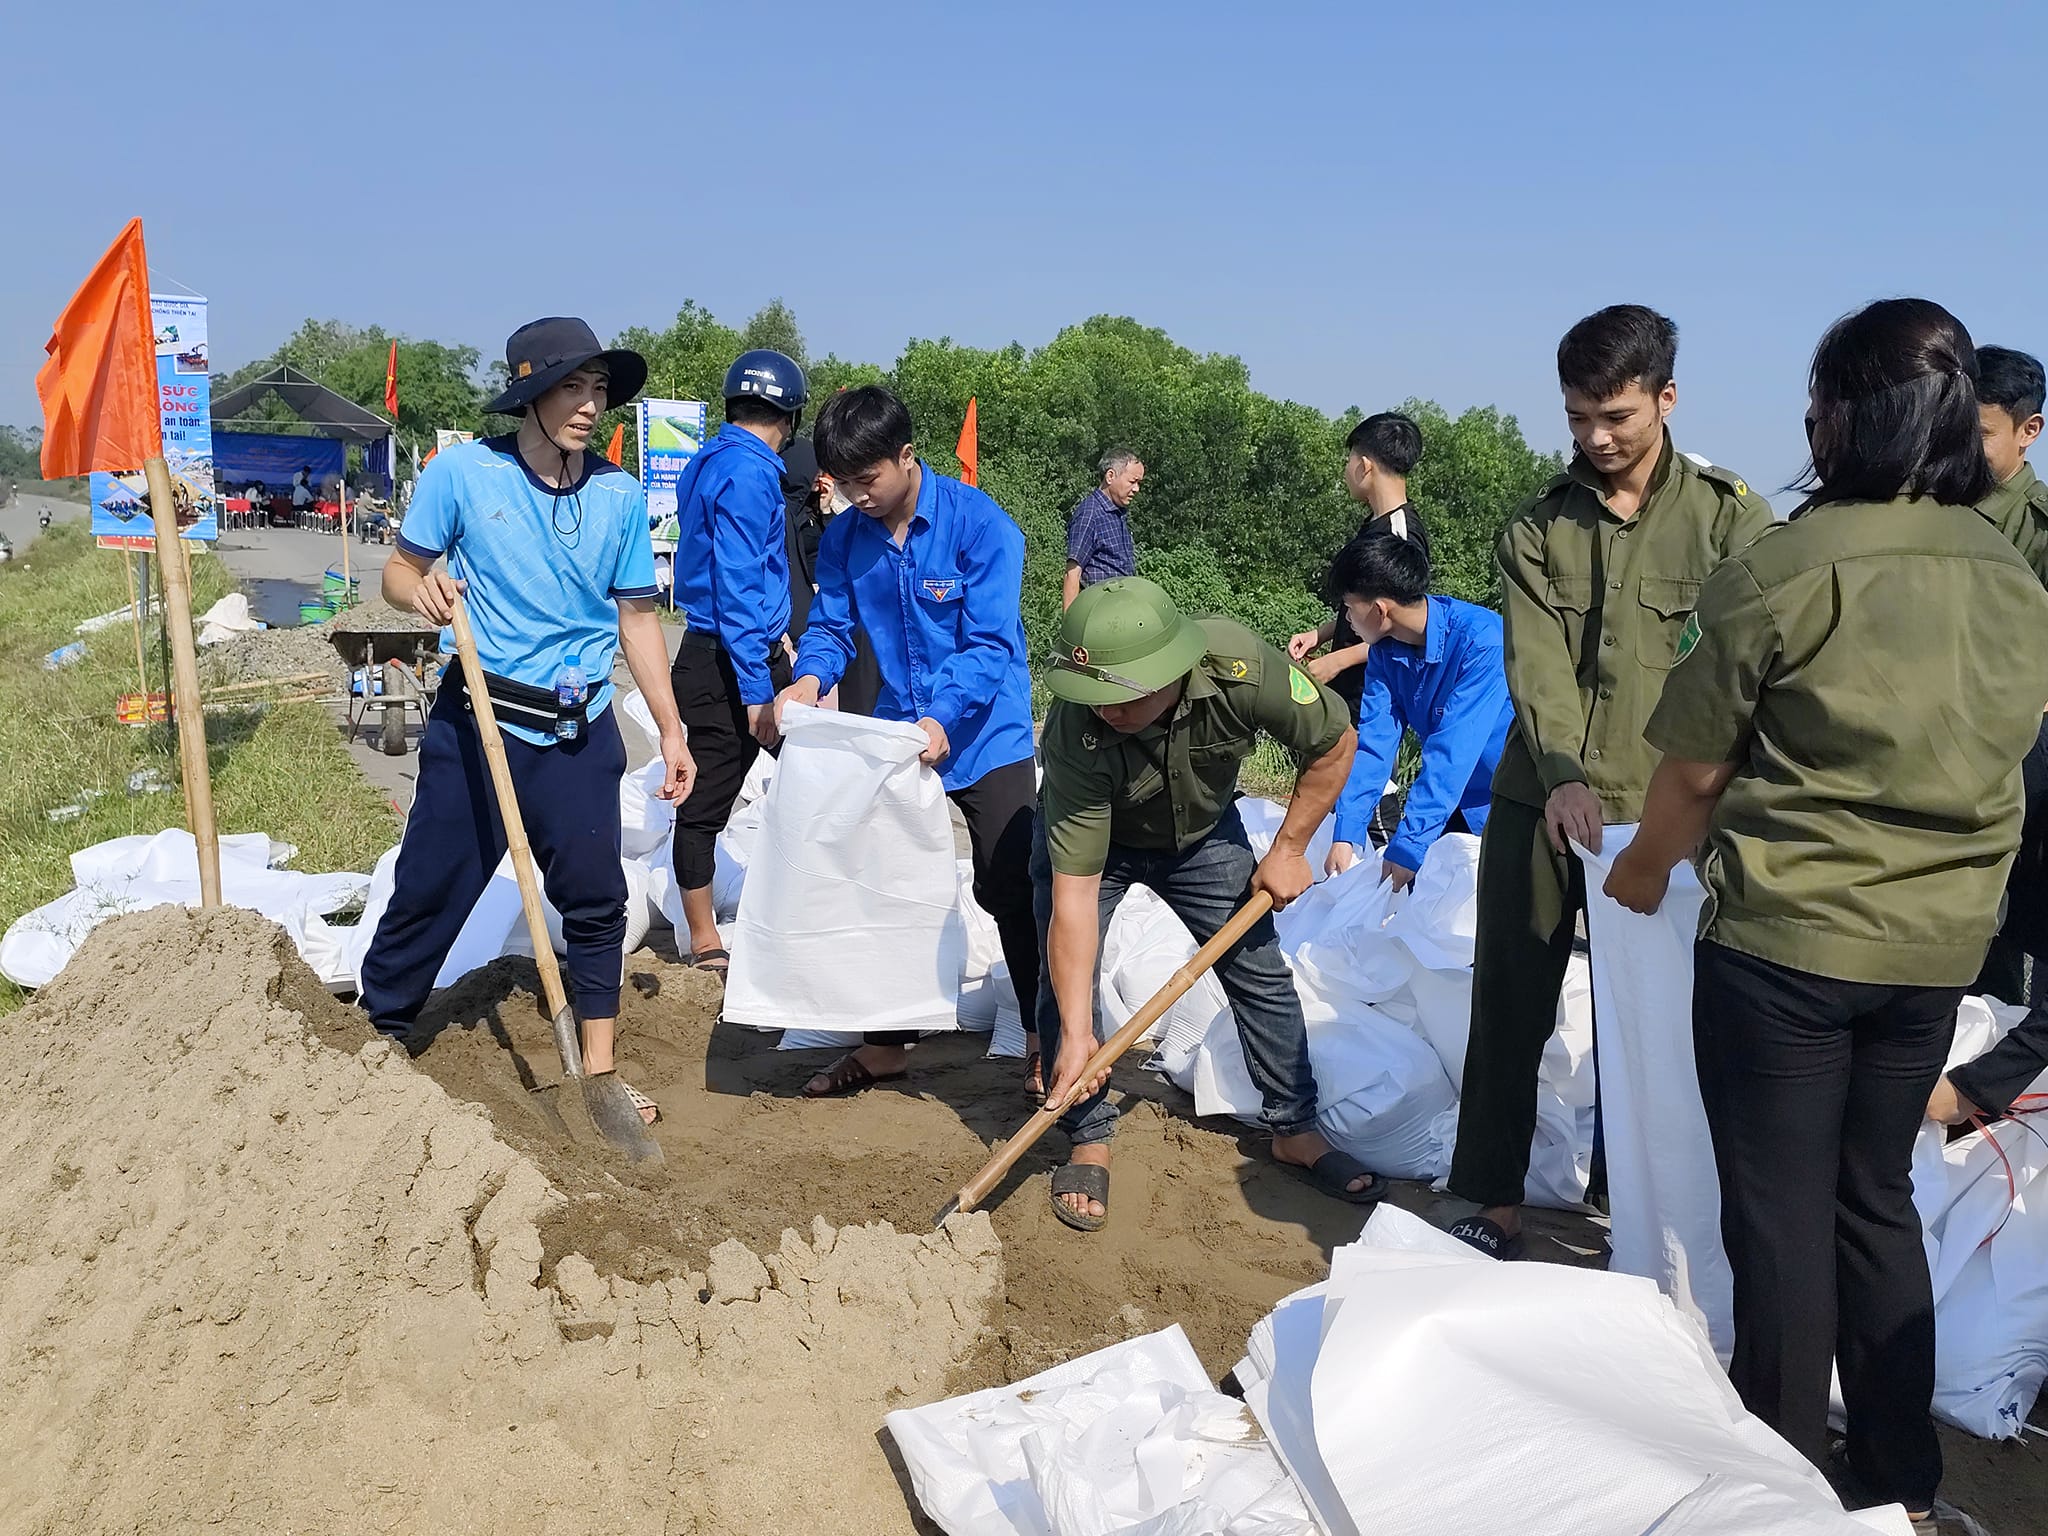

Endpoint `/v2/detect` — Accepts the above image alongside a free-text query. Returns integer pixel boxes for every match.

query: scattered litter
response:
[74,603,134,634]
[126,767,168,796]
[43,641,85,669]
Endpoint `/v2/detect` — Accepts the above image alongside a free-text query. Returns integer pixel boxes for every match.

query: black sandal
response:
[689,947,729,978]
[800,1051,908,1099]
[1021,1049,1044,1099]
[1282,1148,1388,1205]
[1049,1162,1110,1232]
[1447,1214,1526,1260]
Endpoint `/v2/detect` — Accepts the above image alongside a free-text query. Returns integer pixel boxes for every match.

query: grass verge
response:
[0,524,399,1011]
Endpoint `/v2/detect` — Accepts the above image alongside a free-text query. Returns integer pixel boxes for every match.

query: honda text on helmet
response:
[722,350,809,421]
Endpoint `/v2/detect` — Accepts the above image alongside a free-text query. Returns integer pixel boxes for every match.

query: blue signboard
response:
[91,293,218,546]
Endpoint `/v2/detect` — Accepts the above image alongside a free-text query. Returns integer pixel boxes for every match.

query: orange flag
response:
[605,423,625,466]
[955,396,979,487]
[35,218,161,477]
[384,340,399,418]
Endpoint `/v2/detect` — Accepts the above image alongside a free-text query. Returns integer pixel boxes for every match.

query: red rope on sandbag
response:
[1967,1111,2020,1246]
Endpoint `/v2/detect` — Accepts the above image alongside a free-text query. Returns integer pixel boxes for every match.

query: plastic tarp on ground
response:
[1229,1205,1911,1536]
[886,1325,1314,1535]
[0,830,369,990]
[722,705,967,1036]
[1150,813,1596,1205]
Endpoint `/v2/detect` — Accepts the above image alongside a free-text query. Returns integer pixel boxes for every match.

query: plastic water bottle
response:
[554,663,586,742]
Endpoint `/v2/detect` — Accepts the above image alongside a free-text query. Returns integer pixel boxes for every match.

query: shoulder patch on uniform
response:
[1674,612,1702,663]
[1288,666,1319,704]
[1693,461,1755,500]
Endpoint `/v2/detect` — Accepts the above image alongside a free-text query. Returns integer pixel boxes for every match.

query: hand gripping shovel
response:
[935,890,1273,1226]
[449,594,662,1166]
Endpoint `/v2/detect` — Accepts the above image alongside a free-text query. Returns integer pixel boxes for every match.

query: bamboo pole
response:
[143,457,220,906]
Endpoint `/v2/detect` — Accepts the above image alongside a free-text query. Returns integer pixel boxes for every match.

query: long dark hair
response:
[1795,298,1993,510]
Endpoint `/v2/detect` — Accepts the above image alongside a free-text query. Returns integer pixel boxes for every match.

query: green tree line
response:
[198,302,1564,657]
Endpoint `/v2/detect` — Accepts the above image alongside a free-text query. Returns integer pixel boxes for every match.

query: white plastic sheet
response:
[1291,1207,1909,1536]
[194,592,263,645]
[1576,827,1734,1358]
[0,829,368,989]
[724,704,966,1034]
[886,1326,1314,1536]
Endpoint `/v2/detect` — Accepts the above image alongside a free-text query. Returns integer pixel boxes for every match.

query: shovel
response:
[935,889,1273,1226]
[448,594,663,1166]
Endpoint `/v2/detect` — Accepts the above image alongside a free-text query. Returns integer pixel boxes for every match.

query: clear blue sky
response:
[5,1,2042,506]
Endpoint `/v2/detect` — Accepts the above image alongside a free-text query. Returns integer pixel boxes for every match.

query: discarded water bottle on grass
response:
[554,663,586,742]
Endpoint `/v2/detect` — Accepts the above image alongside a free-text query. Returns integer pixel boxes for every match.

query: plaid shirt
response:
[1066,486,1137,585]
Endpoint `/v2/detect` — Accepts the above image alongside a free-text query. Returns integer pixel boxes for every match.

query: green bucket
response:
[300,601,336,625]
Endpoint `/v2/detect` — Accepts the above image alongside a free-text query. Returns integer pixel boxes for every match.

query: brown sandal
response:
[1022,1049,1045,1099]
[801,1051,908,1099]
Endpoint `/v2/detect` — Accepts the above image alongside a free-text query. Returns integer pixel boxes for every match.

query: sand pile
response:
[0,907,1001,1536]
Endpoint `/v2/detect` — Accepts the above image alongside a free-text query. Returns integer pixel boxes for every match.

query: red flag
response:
[955,396,979,487]
[605,423,624,466]
[384,340,399,418]
[35,218,161,477]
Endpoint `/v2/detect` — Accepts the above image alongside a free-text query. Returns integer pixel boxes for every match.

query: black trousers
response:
[1450,795,1585,1208]
[868,754,1041,1048]
[670,640,792,893]
[1692,941,1953,1510]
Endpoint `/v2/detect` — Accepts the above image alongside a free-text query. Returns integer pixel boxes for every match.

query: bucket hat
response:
[483,316,648,416]
[1046,577,1210,706]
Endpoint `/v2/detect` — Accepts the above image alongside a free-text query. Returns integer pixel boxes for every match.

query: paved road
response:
[211,523,399,625]
[0,488,87,555]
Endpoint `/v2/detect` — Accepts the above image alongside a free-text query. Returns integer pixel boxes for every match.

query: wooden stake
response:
[122,552,149,696]
[143,456,220,907]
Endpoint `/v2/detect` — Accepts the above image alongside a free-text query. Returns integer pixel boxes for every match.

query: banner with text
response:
[91,293,218,548]
[638,398,708,543]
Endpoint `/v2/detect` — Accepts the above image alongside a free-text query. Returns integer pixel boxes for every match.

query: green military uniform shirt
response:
[1977,461,2048,587]
[1494,437,1776,821]
[1041,615,1352,877]
[1647,498,2048,987]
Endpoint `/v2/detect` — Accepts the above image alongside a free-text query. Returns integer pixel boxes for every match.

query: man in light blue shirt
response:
[364,317,693,1125]
[777,385,1044,1097]
[1324,532,1512,889]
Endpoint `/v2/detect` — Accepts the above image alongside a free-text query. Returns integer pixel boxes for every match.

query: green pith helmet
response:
[1046,577,1210,705]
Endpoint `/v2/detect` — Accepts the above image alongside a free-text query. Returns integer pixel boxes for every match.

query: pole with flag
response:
[385,339,399,419]
[955,396,979,487]
[605,422,625,466]
[37,218,220,906]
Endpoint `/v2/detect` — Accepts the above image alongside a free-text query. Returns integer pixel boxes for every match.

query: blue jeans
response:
[1031,801,1319,1146]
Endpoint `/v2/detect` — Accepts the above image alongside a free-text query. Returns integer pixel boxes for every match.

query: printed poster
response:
[92,294,217,548]
[637,398,707,553]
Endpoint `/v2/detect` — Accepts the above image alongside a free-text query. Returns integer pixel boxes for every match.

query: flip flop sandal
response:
[1021,1049,1045,1099]
[801,1051,909,1099]
[1283,1148,1388,1206]
[689,948,730,977]
[1049,1162,1110,1233]
[1447,1214,1526,1260]
[621,1081,662,1126]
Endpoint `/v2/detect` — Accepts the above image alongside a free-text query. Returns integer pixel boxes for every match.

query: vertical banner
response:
[92,294,217,548]
[433,427,474,457]
[637,397,707,565]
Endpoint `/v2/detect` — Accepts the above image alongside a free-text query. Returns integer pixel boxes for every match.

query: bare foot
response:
[1271,1129,1373,1194]
[1055,1143,1112,1222]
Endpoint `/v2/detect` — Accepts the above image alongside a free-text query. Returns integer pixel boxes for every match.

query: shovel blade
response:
[582,1072,664,1165]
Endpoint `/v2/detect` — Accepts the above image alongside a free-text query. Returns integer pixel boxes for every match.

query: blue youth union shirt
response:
[792,462,1036,792]
[668,424,791,706]
[1333,594,1513,870]
[398,435,656,745]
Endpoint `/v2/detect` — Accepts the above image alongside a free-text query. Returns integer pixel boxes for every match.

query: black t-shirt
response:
[1326,503,1428,717]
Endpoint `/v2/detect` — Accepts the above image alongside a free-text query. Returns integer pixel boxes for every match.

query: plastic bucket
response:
[321,567,360,597]
[300,601,335,625]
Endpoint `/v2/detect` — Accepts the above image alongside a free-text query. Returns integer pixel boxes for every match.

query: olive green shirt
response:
[1647,498,2048,987]
[1041,616,1352,877]
[1977,461,2048,588]
[1494,438,1776,820]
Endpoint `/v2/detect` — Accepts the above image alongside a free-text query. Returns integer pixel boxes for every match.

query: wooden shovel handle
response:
[448,595,573,1024]
[946,889,1276,1217]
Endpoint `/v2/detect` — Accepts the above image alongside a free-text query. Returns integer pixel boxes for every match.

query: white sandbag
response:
[1236,794,1334,872]
[1575,828,1732,1358]
[194,591,262,645]
[724,705,966,1034]
[1298,1206,1910,1536]
[885,1325,1314,1536]
[1,829,367,989]
[617,758,676,858]
[500,854,652,964]
[1104,885,1227,1064]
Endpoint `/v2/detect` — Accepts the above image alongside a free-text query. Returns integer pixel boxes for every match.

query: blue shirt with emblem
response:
[397,435,656,745]
[668,424,791,706]
[1333,594,1513,870]
[792,462,1035,792]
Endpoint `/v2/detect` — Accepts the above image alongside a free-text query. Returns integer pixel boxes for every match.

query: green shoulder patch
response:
[1674,612,1703,663]
[1288,666,1320,704]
